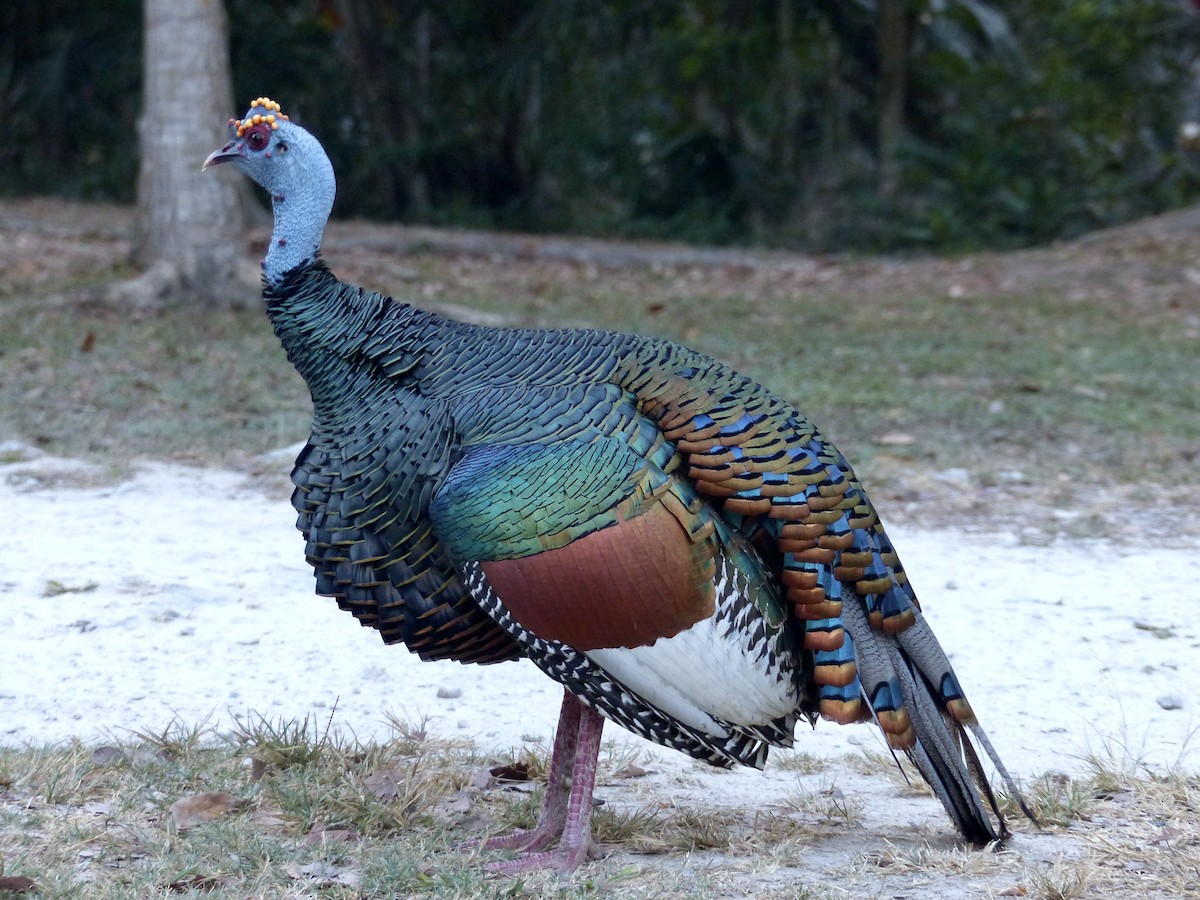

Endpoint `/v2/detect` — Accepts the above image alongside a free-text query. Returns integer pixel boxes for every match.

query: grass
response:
[367,250,1200,502]
[1,209,1198,539]
[0,718,532,898]
[0,297,310,469]
[40,580,99,597]
[999,772,1098,827]
[0,720,773,897]
[1,723,1197,898]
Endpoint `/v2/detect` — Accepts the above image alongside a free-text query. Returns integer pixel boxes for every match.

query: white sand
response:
[3,446,1197,769]
[2,444,1197,871]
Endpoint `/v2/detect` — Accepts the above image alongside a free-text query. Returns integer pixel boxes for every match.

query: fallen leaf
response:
[284,861,361,887]
[89,745,126,766]
[250,805,289,830]
[126,747,174,766]
[467,767,494,791]
[0,876,37,893]
[285,861,323,880]
[611,763,648,779]
[169,792,249,830]
[489,762,531,782]
[432,790,472,817]
[166,874,224,893]
[248,757,268,782]
[364,769,405,800]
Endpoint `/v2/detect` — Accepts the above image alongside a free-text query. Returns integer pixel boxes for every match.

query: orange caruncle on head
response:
[229,96,290,138]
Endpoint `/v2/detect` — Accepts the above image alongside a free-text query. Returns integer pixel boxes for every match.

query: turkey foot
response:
[473,691,579,853]
[482,691,605,873]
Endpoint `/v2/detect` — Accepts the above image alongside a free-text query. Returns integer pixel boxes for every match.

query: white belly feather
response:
[583,552,799,741]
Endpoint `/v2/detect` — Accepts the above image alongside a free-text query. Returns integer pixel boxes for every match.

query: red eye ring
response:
[244,124,271,152]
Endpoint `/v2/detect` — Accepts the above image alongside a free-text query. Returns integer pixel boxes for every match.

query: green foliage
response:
[1,0,1198,250]
[894,0,1200,249]
[0,0,141,200]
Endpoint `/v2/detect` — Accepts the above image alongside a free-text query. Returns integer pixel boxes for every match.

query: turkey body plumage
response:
[206,98,1031,873]
[276,263,810,766]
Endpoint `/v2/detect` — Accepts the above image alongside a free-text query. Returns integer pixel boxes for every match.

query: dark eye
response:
[245,126,270,151]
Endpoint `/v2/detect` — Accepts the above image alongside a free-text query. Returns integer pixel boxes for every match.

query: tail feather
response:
[841,589,1030,844]
[896,648,1003,843]
[968,720,1038,824]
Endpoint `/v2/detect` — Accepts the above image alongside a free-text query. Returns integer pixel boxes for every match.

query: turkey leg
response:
[484,691,605,873]
[479,690,581,853]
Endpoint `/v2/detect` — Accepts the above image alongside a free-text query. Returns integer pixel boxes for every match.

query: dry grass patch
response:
[769,750,830,775]
[1,721,1197,897]
[783,781,863,829]
[614,808,737,856]
[847,747,934,798]
[0,717,546,897]
[1063,762,1200,898]
[1027,859,1094,900]
[860,839,1014,877]
[991,755,1200,899]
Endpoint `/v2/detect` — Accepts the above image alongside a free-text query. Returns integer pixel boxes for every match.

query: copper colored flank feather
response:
[482,503,716,651]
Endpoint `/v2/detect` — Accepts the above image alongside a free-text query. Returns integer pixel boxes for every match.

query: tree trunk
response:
[776,0,799,174]
[816,15,848,189]
[876,0,910,200]
[133,0,246,305]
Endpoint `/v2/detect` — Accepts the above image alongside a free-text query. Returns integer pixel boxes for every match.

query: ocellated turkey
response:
[205,98,1032,874]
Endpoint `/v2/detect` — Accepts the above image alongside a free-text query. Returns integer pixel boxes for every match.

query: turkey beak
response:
[202,142,241,172]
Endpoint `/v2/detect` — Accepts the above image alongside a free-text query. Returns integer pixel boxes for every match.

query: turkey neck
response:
[261,135,336,285]
[264,262,435,431]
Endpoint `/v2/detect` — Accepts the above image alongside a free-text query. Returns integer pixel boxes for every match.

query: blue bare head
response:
[204,97,335,284]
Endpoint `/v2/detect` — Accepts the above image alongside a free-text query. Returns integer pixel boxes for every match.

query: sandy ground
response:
[4,442,1197,769]
[2,442,1199,893]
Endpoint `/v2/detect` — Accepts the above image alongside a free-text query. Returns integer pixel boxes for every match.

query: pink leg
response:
[487,694,606,874]
[476,690,582,853]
